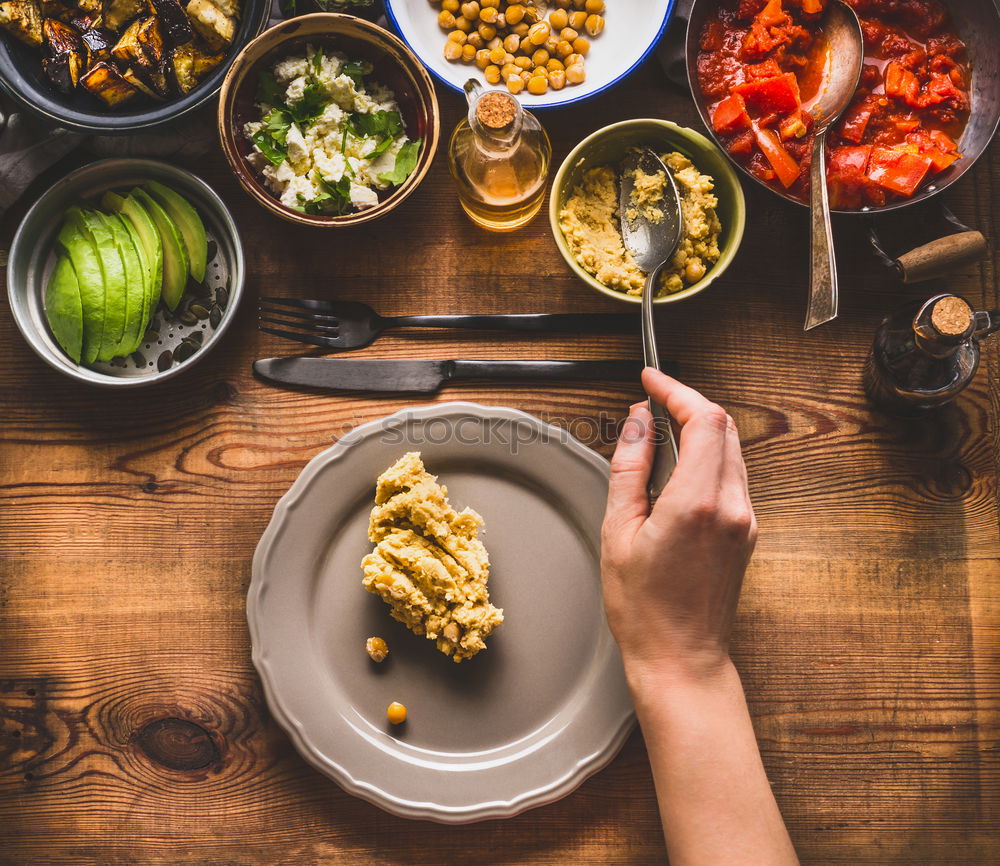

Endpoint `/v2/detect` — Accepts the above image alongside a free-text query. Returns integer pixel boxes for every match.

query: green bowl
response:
[548,119,747,305]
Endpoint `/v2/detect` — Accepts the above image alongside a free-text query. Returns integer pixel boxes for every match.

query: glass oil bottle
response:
[447,79,552,232]
[863,293,1000,413]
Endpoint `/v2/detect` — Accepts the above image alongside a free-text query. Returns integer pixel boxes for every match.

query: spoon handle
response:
[804,129,839,331]
[641,269,679,501]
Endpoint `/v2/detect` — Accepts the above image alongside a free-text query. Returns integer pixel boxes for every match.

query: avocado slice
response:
[45,254,84,364]
[77,209,127,362]
[105,199,152,336]
[57,208,106,365]
[106,190,163,314]
[100,212,146,356]
[143,180,207,282]
[131,187,187,311]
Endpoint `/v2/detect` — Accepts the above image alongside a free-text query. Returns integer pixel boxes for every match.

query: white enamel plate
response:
[384,0,676,108]
[248,402,634,822]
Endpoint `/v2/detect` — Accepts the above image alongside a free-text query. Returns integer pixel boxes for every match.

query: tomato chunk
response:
[712,93,752,135]
[884,61,920,107]
[837,100,875,143]
[829,145,872,177]
[867,148,933,196]
[734,73,801,115]
[754,126,802,188]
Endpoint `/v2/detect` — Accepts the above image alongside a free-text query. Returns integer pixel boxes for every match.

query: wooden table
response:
[1,55,998,865]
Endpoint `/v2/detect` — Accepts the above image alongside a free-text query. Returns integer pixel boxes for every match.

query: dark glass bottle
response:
[863,294,1000,413]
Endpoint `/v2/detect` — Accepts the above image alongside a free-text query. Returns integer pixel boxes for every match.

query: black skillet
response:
[677,0,1000,281]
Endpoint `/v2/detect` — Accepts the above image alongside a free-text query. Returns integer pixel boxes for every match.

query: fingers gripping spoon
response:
[620,148,682,499]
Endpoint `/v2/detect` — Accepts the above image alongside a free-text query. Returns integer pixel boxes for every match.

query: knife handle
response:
[389,314,641,334]
[449,360,647,382]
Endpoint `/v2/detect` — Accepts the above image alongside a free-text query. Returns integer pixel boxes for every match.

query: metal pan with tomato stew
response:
[687,0,1000,213]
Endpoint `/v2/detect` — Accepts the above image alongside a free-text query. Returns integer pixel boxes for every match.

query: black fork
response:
[258,297,641,351]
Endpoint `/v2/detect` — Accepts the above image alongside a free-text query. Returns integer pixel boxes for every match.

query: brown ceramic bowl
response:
[217,14,440,227]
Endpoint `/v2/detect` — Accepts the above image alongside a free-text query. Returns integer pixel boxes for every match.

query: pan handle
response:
[895,231,988,283]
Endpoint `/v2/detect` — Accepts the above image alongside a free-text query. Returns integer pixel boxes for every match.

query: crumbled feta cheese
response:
[244,45,419,216]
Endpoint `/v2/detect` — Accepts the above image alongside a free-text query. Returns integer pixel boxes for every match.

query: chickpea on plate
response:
[435,0,607,96]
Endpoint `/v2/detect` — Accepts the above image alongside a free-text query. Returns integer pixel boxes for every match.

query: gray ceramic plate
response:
[248,402,634,823]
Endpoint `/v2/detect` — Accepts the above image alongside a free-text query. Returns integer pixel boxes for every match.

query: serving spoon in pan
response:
[620,148,682,500]
[803,0,864,330]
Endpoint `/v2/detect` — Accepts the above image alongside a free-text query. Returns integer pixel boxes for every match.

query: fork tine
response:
[259,314,340,335]
[259,296,341,313]
[258,305,341,326]
[258,326,343,349]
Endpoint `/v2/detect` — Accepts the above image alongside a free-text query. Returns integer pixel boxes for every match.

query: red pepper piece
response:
[867,147,933,196]
[734,72,802,115]
[712,93,752,135]
[754,125,802,188]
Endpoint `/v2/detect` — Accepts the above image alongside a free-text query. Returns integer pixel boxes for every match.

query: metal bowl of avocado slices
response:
[7,157,244,387]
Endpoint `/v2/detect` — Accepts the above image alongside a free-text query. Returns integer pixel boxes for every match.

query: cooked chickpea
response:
[523,5,538,24]
[559,26,578,41]
[488,45,505,63]
[584,13,604,35]
[527,21,550,44]
[442,0,459,10]
[514,55,532,69]
[584,0,604,11]
[480,0,499,6]
[484,63,501,83]
[448,29,467,43]
[531,48,550,66]
[459,0,478,18]
[487,35,502,49]
[438,9,456,28]
[565,62,586,83]
[475,47,491,68]
[365,636,389,662]
[549,68,566,89]
[572,36,590,55]
[477,22,496,39]
[564,52,582,67]
[461,42,477,60]
[511,20,529,36]
[505,3,525,25]
[467,31,483,48]
[387,702,407,725]
[500,61,518,80]
[549,8,568,29]
[686,260,707,282]
[546,57,565,71]
[479,5,498,23]
[527,74,549,94]
[443,40,463,60]
[555,40,573,58]
[507,74,525,94]
[568,9,587,29]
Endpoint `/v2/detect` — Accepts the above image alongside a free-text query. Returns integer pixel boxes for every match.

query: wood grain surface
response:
[1,46,999,866]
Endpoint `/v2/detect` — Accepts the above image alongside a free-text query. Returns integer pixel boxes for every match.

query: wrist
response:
[622,650,738,710]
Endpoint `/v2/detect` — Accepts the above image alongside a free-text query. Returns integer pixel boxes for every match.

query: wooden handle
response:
[896,231,988,284]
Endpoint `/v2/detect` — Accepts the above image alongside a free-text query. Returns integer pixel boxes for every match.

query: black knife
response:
[253,357,653,393]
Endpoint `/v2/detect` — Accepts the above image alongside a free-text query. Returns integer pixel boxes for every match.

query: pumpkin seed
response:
[206,240,218,262]
[179,311,198,325]
[110,355,127,368]
[215,287,229,310]
[209,306,222,328]
[131,351,146,367]
[190,304,210,320]
[157,350,173,372]
[143,330,159,343]
[174,340,197,363]
[187,330,204,346]
[192,280,211,297]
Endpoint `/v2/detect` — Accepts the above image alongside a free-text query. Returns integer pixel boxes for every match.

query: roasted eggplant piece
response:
[147,0,189,43]
[169,39,220,92]
[0,0,44,46]
[104,0,144,30]
[111,15,163,67]
[122,66,162,98]
[146,59,170,95]
[80,59,139,105]
[40,17,83,90]
[75,0,100,17]
[39,0,73,21]
[79,24,113,60]
[184,0,231,51]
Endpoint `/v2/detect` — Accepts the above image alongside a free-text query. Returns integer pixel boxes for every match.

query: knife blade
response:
[253,357,653,393]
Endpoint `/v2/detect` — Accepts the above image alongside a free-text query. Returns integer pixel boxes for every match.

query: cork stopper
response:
[476,91,517,130]
[930,295,973,337]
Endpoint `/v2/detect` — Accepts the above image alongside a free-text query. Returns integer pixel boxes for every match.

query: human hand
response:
[601,368,757,683]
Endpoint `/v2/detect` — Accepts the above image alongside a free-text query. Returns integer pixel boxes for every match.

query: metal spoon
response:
[620,147,682,500]
[803,0,864,331]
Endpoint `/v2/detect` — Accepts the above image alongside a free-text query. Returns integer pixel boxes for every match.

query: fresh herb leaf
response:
[340,126,349,154]
[252,130,286,166]
[312,46,324,75]
[348,110,404,158]
[256,71,286,107]
[342,59,367,88]
[377,139,421,186]
[287,81,327,124]
[262,108,292,143]
[294,173,354,216]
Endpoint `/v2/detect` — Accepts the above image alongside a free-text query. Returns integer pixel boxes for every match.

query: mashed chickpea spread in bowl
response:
[550,119,746,305]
